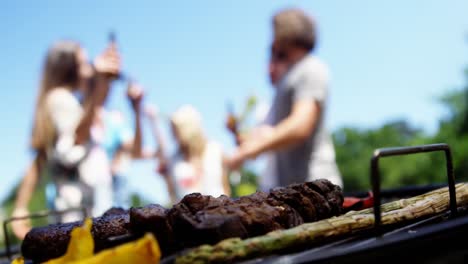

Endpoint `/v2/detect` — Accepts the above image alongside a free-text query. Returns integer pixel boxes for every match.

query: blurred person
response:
[143,105,177,203]
[92,80,145,209]
[226,8,343,190]
[146,105,230,203]
[11,40,120,239]
[94,32,145,208]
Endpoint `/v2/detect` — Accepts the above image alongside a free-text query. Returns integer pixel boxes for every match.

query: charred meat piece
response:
[290,183,331,219]
[178,208,248,248]
[92,212,132,252]
[165,179,342,251]
[168,199,285,247]
[166,200,249,249]
[178,193,231,214]
[22,212,131,263]
[306,179,344,215]
[166,202,202,249]
[102,207,128,217]
[269,187,318,222]
[166,193,239,249]
[130,204,173,253]
[234,203,284,236]
[21,221,80,263]
[199,201,283,238]
[178,193,213,214]
[237,191,268,203]
[265,197,304,228]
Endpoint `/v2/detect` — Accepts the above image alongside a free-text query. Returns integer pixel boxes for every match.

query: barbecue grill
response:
[2,143,468,264]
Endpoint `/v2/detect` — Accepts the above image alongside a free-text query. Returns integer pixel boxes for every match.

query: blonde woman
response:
[11,40,120,238]
[146,105,230,203]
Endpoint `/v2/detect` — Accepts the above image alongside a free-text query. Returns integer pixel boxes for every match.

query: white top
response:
[46,88,113,216]
[46,88,87,166]
[170,141,226,200]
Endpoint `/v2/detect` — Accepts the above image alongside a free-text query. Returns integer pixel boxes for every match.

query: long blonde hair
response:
[171,105,207,159]
[30,40,81,156]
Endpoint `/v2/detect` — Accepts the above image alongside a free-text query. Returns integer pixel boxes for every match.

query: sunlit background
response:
[1,0,467,206]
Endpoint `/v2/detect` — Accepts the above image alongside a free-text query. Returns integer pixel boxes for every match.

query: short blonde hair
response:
[273,8,316,51]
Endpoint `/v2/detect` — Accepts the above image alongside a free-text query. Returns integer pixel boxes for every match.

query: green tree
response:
[334,65,468,192]
[333,120,434,191]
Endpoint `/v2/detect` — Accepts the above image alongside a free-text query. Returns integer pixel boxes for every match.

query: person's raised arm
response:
[144,105,166,160]
[144,105,177,203]
[258,100,319,151]
[227,58,329,170]
[227,100,320,169]
[126,83,144,158]
[76,44,121,144]
[221,155,232,197]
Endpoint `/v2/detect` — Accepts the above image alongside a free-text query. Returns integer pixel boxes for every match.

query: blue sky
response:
[0,1,467,204]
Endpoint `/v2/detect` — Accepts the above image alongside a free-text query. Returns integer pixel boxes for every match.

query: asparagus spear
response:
[176,183,468,264]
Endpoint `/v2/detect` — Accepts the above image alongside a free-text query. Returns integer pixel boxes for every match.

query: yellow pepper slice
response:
[45,218,94,264]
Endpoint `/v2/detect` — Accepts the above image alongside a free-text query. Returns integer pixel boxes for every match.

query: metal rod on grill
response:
[2,207,87,260]
[370,143,457,231]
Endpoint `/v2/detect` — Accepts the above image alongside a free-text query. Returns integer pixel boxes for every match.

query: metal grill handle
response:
[371,143,457,230]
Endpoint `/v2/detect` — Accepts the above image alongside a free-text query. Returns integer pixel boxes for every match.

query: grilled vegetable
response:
[10,257,24,264]
[45,218,94,264]
[67,233,161,264]
[43,218,161,264]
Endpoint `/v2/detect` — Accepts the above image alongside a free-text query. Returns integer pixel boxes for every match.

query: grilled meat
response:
[21,208,131,263]
[21,221,80,263]
[129,204,173,253]
[166,179,343,250]
[21,179,343,262]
